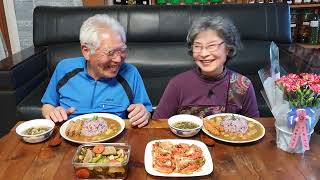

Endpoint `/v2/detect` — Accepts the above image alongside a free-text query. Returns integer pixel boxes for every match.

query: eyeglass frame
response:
[191,41,225,53]
[97,44,128,59]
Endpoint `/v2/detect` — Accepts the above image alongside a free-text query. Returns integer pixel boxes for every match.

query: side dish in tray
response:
[73,143,130,179]
[152,141,205,174]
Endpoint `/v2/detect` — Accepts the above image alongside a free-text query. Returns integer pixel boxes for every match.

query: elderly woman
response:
[153,16,259,119]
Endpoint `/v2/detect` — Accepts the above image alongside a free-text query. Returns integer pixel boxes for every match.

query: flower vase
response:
[275,124,314,153]
[275,108,318,153]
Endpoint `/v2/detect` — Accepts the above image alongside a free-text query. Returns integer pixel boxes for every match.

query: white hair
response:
[79,14,126,53]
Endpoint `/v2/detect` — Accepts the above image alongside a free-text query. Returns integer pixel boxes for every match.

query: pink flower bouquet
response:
[275,73,320,153]
[276,73,320,108]
[259,42,320,153]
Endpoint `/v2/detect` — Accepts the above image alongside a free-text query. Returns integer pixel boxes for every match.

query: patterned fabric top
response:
[153,68,259,119]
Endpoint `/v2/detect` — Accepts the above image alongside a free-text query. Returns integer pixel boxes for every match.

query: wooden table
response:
[0,118,319,180]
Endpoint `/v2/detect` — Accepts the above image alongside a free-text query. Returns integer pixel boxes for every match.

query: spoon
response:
[48,123,62,147]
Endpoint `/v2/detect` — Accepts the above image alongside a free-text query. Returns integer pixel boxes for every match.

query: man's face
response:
[82,29,127,79]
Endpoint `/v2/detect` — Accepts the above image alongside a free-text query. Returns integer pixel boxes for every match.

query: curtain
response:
[14,0,83,51]
[0,31,8,60]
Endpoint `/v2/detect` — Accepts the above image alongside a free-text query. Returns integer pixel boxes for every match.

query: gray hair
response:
[187,16,241,61]
[80,14,126,53]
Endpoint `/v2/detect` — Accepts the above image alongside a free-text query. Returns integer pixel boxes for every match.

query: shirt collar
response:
[83,58,94,80]
[195,67,227,82]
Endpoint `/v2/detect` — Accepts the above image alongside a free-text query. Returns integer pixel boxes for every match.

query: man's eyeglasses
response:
[192,41,225,53]
[99,44,128,59]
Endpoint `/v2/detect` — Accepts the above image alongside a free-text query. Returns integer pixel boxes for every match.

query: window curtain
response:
[14,0,83,51]
[0,31,8,60]
[4,0,20,54]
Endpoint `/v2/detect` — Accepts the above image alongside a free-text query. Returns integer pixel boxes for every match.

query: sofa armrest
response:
[0,46,46,70]
[0,46,48,103]
[0,46,48,136]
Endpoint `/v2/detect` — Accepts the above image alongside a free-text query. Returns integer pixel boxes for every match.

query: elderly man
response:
[41,14,152,128]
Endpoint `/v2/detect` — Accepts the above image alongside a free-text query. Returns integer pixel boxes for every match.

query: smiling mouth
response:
[106,65,119,72]
[199,60,213,66]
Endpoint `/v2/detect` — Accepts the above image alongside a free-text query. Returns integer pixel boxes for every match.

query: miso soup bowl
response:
[16,119,55,143]
[168,114,203,138]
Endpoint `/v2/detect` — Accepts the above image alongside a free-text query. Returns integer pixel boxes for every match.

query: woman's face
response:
[192,29,229,77]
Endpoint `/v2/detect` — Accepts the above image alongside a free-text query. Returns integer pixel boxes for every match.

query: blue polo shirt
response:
[41,57,152,119]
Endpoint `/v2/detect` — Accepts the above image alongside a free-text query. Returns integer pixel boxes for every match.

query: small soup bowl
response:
[168,114,203,137]
[16,119,55,143]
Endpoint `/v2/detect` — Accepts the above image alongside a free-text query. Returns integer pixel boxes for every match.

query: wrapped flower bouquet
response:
[259,42,320,153]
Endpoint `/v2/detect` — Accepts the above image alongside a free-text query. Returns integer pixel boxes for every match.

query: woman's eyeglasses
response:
[192,41,224,53]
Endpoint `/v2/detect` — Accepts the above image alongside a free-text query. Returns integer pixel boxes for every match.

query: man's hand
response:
[42,104,75,123]
[127,104,150,128]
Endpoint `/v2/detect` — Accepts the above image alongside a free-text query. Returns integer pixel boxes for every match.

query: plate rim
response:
[202,113,265,144]
[60,113,125,144]
[144,139,213,177]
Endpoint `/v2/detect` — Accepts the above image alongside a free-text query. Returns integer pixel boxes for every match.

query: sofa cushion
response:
[228,40,270,75]
[17,80,48,120]
[19,39,273,118]
[47,42,82,74]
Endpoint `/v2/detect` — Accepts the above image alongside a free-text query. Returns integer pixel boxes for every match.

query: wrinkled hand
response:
[45,106,75,123]
[127,104,150,128]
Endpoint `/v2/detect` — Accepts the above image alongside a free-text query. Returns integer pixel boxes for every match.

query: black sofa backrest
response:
[30,4,291,117]
[0,4,293,136]
[34,4,291,45]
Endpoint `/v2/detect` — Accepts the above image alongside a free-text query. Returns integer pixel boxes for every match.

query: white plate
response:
[202,113,265,143]
[60,113,125,144]
[144,139,213,177]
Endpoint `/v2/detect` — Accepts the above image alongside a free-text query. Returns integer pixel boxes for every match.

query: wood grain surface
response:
[0,118,319,180]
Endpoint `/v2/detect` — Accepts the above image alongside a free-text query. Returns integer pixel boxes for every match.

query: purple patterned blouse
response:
[152,68,260,119]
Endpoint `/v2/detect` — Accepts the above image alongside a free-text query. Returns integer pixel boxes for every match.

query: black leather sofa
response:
[0,4,292,136]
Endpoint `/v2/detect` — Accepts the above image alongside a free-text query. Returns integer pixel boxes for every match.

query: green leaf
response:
[305,89,312,97]
[300,98,305,107]
[306,97,314,106]
[297,87,303,96]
